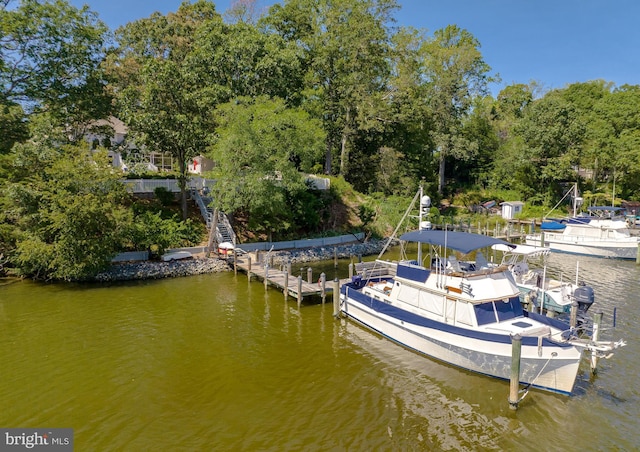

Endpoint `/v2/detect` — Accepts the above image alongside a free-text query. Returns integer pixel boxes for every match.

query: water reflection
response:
[1,251,639,450]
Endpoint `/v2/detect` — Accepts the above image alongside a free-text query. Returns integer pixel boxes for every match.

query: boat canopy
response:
[588,206,625,212]
[399,230,515,254]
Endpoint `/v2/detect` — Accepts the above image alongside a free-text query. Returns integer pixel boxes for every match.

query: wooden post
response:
[591,311,603,374]
[541,231,545,248]
[307,267,313,284]
[264,264,269,291]
[334,247,338,268]
[636,244,640,264]
[247,256,252,281]
[287,262,292,277]
[530,220,535,235]
[283,270,289,300]
[333,278,340,317]
[233,250,237,275]
[348,262,354,279]
[509,334,522,410]
[255,249,261,265]
[297,275,303,307]
[320,272,326,303]
[205,208,219,258]
[570,301,578,328]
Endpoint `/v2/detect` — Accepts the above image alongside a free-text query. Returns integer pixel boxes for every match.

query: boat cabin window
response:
[474,297,523,325]
[474,302,496,326]
[494,297,523,321]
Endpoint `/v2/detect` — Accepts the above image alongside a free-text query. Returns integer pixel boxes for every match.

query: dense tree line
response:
[1,0,639,279]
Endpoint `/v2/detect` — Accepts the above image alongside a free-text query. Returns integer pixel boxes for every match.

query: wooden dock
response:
[233,251,347,305]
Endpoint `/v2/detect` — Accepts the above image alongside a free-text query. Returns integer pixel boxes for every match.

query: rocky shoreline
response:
[93,239,391,282]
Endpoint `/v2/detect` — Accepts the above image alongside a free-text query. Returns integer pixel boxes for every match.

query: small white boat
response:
[161,251,193,262]
[341,229,625,395]
[491,244,595,318]
[526,208,639,259]
[526,183,639,259]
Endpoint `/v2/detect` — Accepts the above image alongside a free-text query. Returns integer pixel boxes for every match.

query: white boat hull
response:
[526,233,638,259]
[342,288,582,395]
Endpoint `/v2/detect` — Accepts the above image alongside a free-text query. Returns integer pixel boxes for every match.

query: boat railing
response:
[435,257,508,278]
[355,260,397,279]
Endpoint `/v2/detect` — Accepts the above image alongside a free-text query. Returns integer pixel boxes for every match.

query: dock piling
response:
[320,272,326,303]
[283,270,289,300]
[591,311,603,373]
[570,301,578,328]
[307,267,313,284]
[333,278,340,317]
[264,264,269,291]
[297,276,302,307]
[509,334,523,410]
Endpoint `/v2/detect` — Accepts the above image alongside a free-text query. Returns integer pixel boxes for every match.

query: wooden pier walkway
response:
[233,251,348,305]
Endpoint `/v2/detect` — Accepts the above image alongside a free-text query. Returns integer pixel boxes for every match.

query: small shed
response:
[501,201,524,220]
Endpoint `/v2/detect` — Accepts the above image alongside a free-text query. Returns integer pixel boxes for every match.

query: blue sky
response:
[70,0,640,96]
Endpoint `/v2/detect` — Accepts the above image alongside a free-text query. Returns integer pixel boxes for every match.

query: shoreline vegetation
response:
[92,239,389,283]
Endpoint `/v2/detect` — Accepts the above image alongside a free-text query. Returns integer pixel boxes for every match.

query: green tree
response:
[0,0,110,125]
[0,99,28,153]
[589,85,640,198]
[514,91,585,201]
[108,1,221,220]
[210,96,325,237]
[421,25,493,195]
[264,0,398,177]
[4,115,133,280]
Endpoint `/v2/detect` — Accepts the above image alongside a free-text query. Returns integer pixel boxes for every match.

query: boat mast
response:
[377,188,421,259]
[418,184,423,265]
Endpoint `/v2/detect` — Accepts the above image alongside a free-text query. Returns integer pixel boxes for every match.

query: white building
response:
[500,201,524,220]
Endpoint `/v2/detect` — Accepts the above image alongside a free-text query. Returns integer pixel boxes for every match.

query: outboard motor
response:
[574,285,595,313]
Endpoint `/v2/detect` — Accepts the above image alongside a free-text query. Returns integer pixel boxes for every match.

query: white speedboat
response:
[525,207,640,259]
[340,229,625,395]
[491,244,594,318]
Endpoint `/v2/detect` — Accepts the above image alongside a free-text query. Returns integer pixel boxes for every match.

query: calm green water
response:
[1,253,638,451]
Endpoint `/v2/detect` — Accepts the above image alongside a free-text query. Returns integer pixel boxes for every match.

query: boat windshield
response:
[474,297,523,326]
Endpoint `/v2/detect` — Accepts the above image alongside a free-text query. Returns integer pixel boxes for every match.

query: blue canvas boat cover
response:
[540,221,566,230]
[399,230,515,254]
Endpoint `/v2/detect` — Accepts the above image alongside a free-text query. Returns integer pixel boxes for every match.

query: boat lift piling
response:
[509,334,523,410]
